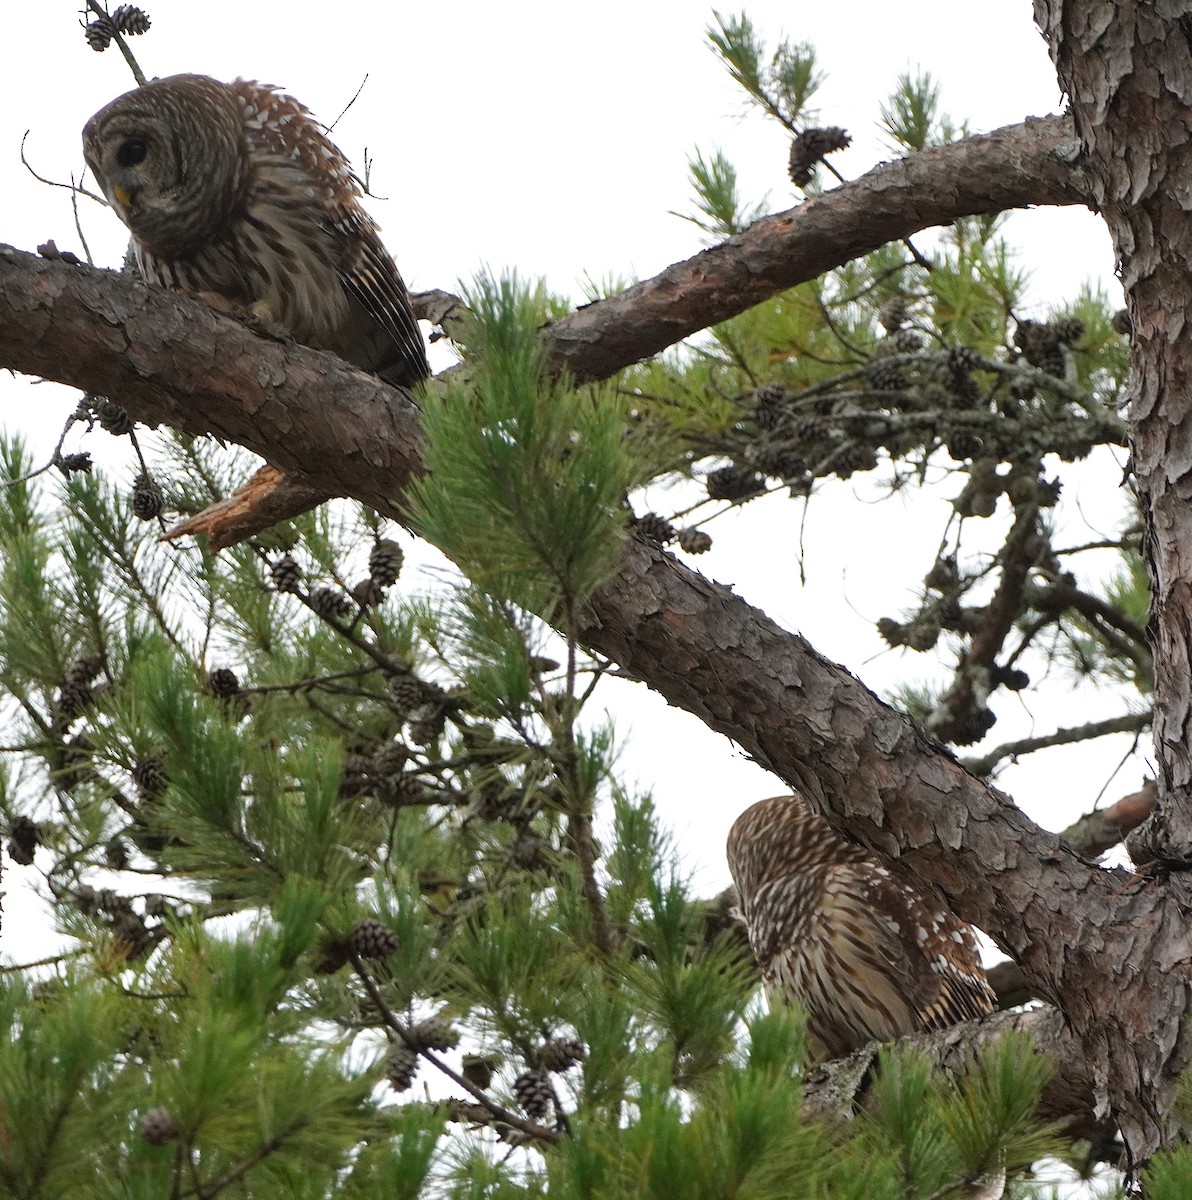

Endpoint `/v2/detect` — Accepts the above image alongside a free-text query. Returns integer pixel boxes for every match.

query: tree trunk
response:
[1034,0,1192,1158]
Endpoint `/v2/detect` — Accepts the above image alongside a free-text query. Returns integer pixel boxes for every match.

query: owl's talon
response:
[178,290,287,342]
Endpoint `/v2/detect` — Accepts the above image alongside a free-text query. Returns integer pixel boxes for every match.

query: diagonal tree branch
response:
[4,108,1184,1152]
[547,114,1089,380]
[0,112,1137,1014]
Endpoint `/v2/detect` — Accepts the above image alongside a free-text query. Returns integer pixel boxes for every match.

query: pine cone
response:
[992,665,1031,692]
[407,715,445,748]
[537,1037,586,1073]
[348,918,399,960]
[311,586,352,622]
[59,453,92,477]
[512,1069,555,1121]
[924,557,959,592]
[410,1018,460,1052]
[634,513,675,544]
[1013,321,1065,376]
[386,1042,420,1091]
[753,390,785,430]
[379,772,430,808]
[112,910,154,960]
[270,554,303,594]
[877,617,908,648]
[706,466,766,502]
[372,740,409,777]
[207,668,241,698]
[140,1107,178,1146]
[111,5,151,34]
[55,678,94,720]
[387,675,425,715]
[368,538,405,588]
[944,345,980,372]
[131,473,164,520]
[947,432,984,461]
[677,527,713,554]
[95,398,133,435]
[905,619,941,652]
[352,577,385,608]
[68,655,103,686]
[1052,317,1086,345]
[6,816,39,866]
[788,125,851,186]
[85,15,117,50]
[877,295,910,332]
[462,1053,500,1090]
[104,837,130,870]
[951,705,998,746]
[132,755,167,801]
[832,444,878,478]
[887,328,925,353]
[339,753,374,800]
[867,358,906,392]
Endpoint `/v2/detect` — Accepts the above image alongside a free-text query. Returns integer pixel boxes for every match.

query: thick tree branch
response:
[803,1007,1113,1148]
[0,112,1155,1141]
[0,116,1129,981]
[547,115,1088,379]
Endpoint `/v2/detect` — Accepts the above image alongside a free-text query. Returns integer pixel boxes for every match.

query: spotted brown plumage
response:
[82,73,428,387]
[727,795,995,1061]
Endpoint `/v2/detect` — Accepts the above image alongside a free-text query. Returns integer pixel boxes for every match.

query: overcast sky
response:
[0,2,1133,940]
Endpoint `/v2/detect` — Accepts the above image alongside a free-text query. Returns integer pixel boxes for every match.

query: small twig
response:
[0,949,85,973]
[177,1118,308,1199]
[239,665,378,696]
[19,132,108,206]
[85,0,148,87]
[959,712,1149,778]
[349,954,561,1143]
[1,402,87,488]
[1059,779,1156,859]
[327,74,368,132]
[70,174,95,267]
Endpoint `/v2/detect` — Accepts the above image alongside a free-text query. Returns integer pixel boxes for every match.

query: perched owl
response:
[727,795,995,1061]
[83,73,428,387]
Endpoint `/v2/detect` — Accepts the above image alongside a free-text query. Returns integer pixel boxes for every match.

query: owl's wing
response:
[229,79,429,388]
[821,862,995,1031]
[333,206,429,388]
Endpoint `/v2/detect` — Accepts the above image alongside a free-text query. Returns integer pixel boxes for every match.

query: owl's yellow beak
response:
[112,183,133,209]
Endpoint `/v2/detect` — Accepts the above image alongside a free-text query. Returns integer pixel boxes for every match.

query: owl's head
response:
[727,795,870,900]
[83,74,246,258]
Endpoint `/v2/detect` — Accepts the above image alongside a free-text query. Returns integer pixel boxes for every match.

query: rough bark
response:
[125,115,1091,548]
[1033,0,1192,1157]
[0,105,1182,1157]
[803,1008,1113,1147]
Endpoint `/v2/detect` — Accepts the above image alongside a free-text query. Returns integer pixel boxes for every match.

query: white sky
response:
[0,0,1133,942]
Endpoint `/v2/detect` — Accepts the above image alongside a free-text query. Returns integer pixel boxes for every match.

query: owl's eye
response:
[116,137,148,168]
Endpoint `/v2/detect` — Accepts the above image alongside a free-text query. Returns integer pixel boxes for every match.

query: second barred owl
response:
[727,795,995,1061]
[83,73,428,387]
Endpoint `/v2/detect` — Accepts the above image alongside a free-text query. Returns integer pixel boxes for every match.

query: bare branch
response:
[959,713,1149,778]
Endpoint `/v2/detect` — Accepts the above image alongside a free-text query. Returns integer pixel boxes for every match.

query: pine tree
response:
[5,3,1192,1196]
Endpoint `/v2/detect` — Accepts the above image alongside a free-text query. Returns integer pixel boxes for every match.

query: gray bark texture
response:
[1,21,1190,1158]
[1033,0,1192,1157]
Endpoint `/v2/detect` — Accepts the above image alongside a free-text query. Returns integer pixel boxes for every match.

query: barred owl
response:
[83,74,428,387]
[727,795,995,1061]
